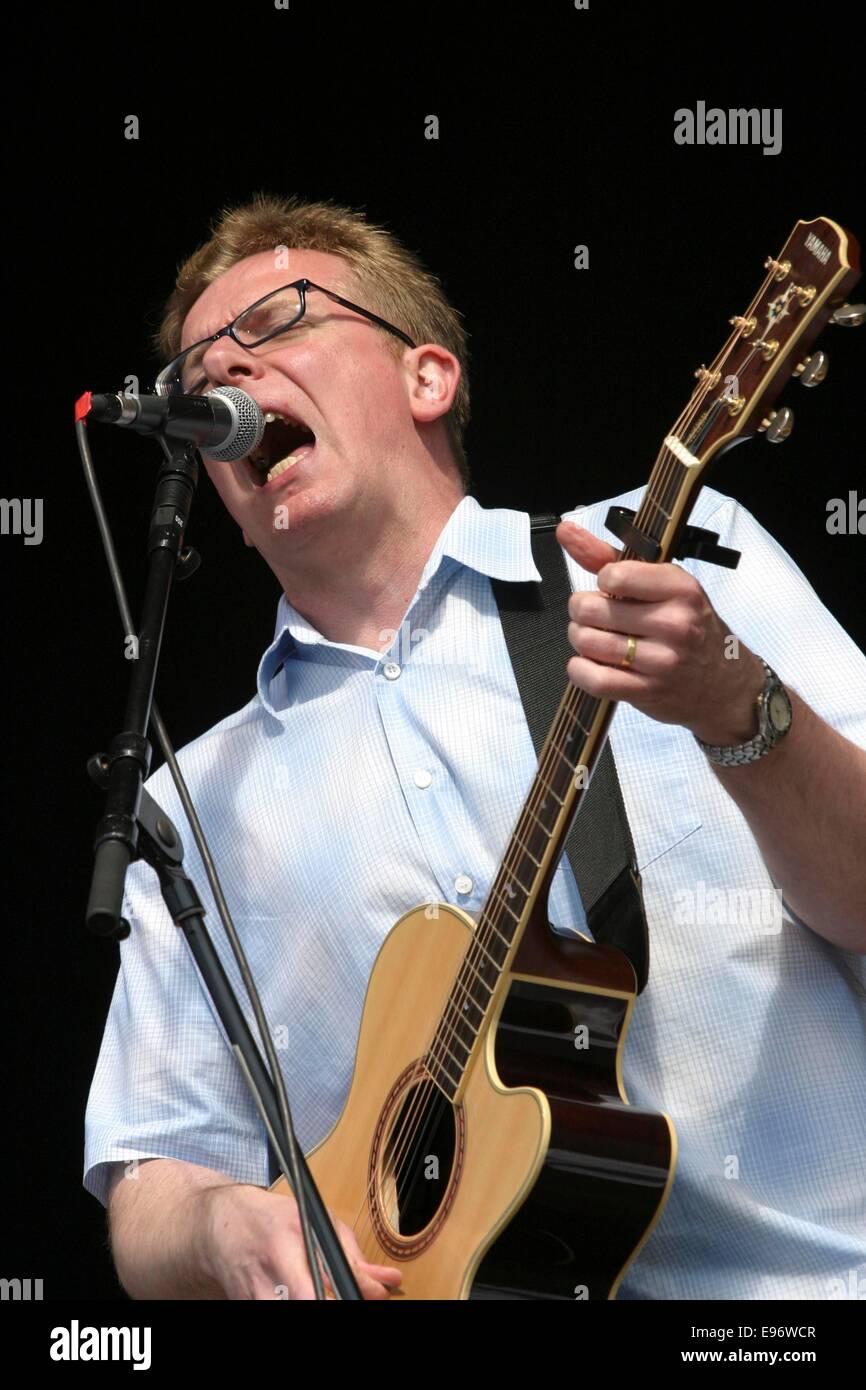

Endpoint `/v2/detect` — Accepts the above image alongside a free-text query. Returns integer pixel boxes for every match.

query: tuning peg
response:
[758,407,794,442]
[794,351,829,387]
[831,303,865,327]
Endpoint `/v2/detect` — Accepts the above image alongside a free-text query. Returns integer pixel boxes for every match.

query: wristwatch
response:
[695,658,793,765]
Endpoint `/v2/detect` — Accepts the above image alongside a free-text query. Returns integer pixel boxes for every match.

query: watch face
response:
[768,687,792,732]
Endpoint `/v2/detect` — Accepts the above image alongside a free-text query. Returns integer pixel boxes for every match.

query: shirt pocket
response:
[608,708,704,873]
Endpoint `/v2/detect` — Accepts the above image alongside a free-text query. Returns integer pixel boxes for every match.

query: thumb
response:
[556,520,621,575]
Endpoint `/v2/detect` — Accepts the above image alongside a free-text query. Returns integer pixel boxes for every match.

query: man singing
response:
[84,194,866,1300]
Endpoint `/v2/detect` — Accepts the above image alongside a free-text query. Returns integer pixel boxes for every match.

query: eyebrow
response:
[186,298,251,343]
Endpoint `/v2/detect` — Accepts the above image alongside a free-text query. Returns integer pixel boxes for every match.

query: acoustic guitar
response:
[271,216,862,1299]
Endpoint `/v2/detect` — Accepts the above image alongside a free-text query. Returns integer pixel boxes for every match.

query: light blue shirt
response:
[83,486,866,1300]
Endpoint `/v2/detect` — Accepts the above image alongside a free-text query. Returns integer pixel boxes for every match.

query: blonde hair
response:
[152,192,472,490]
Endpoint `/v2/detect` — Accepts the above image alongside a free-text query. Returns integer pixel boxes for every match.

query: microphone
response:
[79,386,265,462]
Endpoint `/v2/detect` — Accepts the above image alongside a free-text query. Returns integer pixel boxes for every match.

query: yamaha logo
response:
[804,232,831,265]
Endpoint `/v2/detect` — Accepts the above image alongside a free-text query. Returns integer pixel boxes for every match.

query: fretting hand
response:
[557,521,765,747]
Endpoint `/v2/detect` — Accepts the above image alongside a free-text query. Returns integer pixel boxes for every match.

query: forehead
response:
[181,247,353,347]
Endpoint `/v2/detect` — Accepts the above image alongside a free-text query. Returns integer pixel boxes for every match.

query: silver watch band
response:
[695,659,784,766]
[697,730,775,765]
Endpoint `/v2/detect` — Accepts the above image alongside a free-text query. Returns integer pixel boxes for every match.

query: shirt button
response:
[413,769,433,789]
[383,661,401,680]
[454,874,474,895]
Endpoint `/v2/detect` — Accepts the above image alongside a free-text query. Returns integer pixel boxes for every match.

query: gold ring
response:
[620,634,638,669]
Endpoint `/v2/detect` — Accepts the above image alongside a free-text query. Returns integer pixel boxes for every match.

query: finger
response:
[567,592,678,636]
[597,558,696,602]
[338,1223,401,1284]
[335,1225,403,1296]
[362,1261,403,1287]
[557,521,620,575]
[277,1260,397,1301]
[567,623,678,676]
[354,1256,402,1295]
[566,653,655,702]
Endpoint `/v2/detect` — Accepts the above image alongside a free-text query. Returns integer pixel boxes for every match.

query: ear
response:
[405,346,460,426]
[242,529,256,548]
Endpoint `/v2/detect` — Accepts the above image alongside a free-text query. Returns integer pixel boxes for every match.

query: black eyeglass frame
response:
[154,278,418,396]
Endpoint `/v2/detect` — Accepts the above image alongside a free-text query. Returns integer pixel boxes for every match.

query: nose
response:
[201,335,266,391]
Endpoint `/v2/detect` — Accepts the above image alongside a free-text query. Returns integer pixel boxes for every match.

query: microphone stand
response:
[85,432,361,1300]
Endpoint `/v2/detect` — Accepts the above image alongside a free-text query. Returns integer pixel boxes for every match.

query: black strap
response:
[490,513,650,992]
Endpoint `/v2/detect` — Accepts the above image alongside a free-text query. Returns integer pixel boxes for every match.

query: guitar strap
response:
[490,512,650,993]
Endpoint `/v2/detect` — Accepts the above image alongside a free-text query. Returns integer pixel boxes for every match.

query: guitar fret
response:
[430,1032,471,1075]
[487,885,521,924]
[434,1007,482,1069]
[523,802,554,838]
[459,997,484,1025]
[513,832,543,868]
[444,1026,473,1059]
[537,773,565,808]
[443,992,484,1027]
[450,969,493,1020]
[645,496,673,522]
[431,1067,459,1100]
[438,1009,482,1056]
[556,747,586,777]
[495,870,530,903]
[468,927,506,969]
[506,869,533,897]
[479,911,511,949]
[427,1053,461,1092]
[456,957,495,998]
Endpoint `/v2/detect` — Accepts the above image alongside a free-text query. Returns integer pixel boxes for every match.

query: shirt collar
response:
[257,494,543,707]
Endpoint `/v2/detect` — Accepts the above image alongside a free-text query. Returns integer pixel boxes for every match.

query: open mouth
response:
[245,411,316,487]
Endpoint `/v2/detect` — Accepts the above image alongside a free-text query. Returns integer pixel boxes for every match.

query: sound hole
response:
[379,1084,457,1237]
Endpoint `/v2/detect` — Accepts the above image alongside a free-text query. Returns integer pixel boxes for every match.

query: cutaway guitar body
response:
[473,915,676,1299]
[271,902,675,1299]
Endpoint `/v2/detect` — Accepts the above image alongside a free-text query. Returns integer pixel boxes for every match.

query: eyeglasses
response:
[154,278,418,397]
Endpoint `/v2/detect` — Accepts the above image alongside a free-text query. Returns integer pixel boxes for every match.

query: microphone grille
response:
[205,386,265,462]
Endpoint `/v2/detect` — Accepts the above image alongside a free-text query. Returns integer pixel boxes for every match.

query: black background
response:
[3,2,863,1305]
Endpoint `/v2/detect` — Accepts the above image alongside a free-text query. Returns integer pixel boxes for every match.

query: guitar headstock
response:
[676,216,862,467]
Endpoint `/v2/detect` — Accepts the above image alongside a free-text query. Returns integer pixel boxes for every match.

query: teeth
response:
[263,410,292,425]
[265,451,307,483]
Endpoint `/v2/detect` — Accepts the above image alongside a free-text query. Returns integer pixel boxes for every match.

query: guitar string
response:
[348,278,779,1259]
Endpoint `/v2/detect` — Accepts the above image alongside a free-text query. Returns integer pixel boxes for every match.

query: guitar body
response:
[473,916,676,1299]
[271,902,675,1299]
